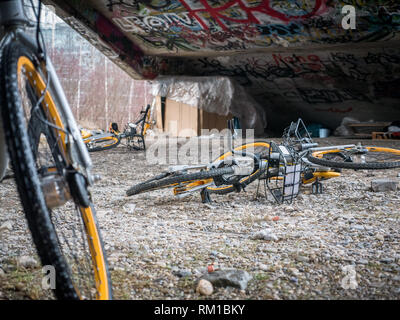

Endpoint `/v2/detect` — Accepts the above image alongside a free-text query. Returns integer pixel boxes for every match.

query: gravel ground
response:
[1,136,400,300]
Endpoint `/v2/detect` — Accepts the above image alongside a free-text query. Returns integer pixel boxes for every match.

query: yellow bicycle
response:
[126,118,400,204]
[81,104,153,152]
[0,1,111,299]
[81,123,121,152]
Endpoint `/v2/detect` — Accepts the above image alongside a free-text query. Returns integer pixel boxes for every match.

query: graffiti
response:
[194,53,327,86]
[109,0,332,52]
[107,0,175,11]
[136,30,201,51]
[176,25,261,50]
[105,0,400,52]
[273,53,324,72]
[302,15,336,29]
[257,22,303,37]
[178,0,327,32]
[48,0,400,58]
[328,52,370,81]
[297,88,370,104]
[107,0,139,11]
[113,12,202,33]
[340,0,400,10]
[187,49,400,111]
[364,52,400,72]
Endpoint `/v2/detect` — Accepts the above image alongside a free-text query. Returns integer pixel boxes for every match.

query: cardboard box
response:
[155,96,231,137]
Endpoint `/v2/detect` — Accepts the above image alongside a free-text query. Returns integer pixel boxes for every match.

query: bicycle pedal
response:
[311,181,323,194]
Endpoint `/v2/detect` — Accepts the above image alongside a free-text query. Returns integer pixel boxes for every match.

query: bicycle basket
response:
[266,141,302,204]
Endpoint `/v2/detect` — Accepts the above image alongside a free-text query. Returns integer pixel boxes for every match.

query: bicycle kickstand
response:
[255,178,267,200]
[312,178,323,194]
[200,188,212,204]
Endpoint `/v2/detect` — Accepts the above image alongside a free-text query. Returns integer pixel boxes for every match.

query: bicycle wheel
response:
[126,166,234,196]
[307,146,400,170]
[0,41,112,299]
[206,141,270,195]
[85,135,120,152]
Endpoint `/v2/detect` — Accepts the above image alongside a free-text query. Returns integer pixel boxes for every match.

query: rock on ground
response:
[371,179,398,192]
[250,229,278,241]
[17,256,38,269]
[196,279,213,296]
[0,221,13,232]
[200,269,252,290]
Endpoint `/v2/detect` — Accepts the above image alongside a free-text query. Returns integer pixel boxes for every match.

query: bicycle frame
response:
[0,0,94,184]
[172,148,262,198]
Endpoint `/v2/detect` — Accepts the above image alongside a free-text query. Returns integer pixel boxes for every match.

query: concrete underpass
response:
[1,0,400,302]
[42,0,400,134]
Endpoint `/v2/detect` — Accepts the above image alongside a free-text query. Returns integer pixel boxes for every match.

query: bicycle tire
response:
[307,146,400,170]
[126,166,234,196]
[85,135,120,152]
[0,41,112,299]
[207,141,270,195]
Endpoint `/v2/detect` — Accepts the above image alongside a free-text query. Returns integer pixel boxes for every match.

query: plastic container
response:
[319,128,330,138]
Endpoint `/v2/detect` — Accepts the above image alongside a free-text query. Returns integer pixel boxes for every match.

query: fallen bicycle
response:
[81,104,153,152]
[126,119,400,204]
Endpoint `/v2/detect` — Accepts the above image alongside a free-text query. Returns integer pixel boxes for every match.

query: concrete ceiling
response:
[42,0,400,132]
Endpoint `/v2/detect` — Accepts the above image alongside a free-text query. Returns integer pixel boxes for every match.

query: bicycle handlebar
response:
[300,143,319,150]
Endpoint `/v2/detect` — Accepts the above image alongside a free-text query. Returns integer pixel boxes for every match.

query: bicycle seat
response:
[128,123,137,128]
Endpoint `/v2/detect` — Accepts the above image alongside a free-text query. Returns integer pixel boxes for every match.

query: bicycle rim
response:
[308,146,400,170]
[127,167,234,196]
[85,135,120,152]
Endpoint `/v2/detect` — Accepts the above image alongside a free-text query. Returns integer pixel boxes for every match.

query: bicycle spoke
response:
[50,204,96,299]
